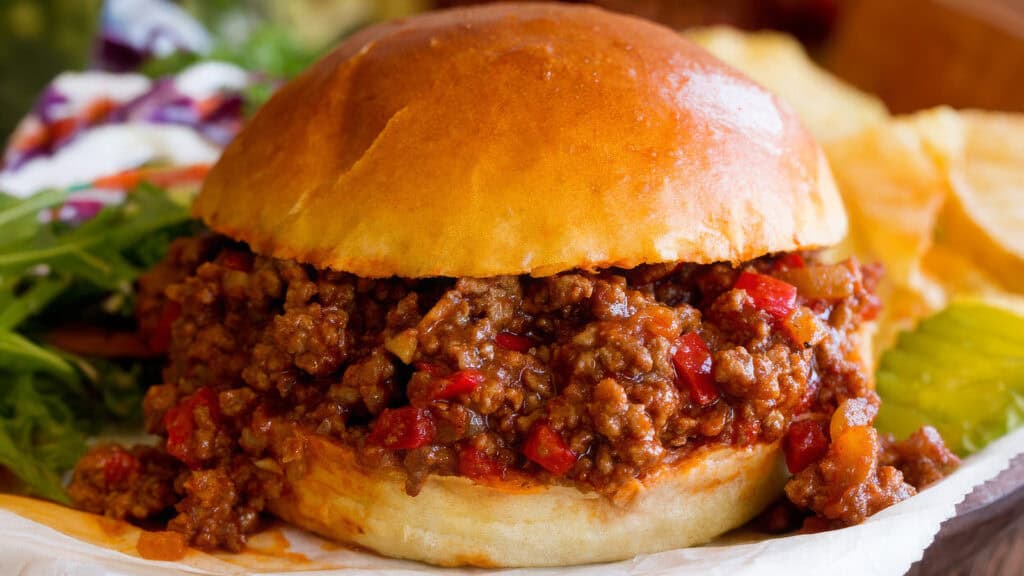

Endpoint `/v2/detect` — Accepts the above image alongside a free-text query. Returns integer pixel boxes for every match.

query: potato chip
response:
[685,26,888,142]
[824,108,964,349]
[825,107,1024,352]
[921,244,1005,298]
[940,111,1024,292]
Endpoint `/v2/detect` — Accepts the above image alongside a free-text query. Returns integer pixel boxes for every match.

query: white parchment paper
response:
[2,426,1022,576]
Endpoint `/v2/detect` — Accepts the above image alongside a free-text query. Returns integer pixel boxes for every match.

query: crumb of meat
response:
[786,425,916,525]
[882,426,961,488]
[167,461,274,552]
[69,445,180,520]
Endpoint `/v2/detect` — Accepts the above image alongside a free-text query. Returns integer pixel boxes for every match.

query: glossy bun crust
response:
[194,2,846,278]
[270,431,787,567]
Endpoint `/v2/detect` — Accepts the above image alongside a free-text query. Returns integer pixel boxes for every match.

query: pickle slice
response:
[875,298,1024,454]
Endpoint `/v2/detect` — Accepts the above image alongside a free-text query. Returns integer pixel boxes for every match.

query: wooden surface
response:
[829,0,1024,113]
[910,454,1024,575]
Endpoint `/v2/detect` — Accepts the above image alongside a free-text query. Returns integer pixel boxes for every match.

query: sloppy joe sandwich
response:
[69,2,958,567]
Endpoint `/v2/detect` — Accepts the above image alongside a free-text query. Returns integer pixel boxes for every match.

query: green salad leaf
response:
[0,340,85,503]
[141,24,320,114]
[142,23,320,79]
[0,183,190,289]
[0,188,67,241]
[0,275,70,331]
[0,331,76,380]
[875,298,1024,455]
[0,184,194,501]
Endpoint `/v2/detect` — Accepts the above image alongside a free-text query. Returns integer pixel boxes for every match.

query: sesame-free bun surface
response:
[269,431,787,567]
[195,2,846,278]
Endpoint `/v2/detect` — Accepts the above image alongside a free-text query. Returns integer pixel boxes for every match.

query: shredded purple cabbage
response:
[93,0,211,72]
[0,0,273,195]
[33,87,70,124]
[94,35,151,73]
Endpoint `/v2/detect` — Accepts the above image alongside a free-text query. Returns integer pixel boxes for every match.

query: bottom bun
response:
[269,433,787,567]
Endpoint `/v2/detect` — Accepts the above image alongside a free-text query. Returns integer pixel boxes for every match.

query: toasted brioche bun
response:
[194,2,846,278]
[270,431,787,567]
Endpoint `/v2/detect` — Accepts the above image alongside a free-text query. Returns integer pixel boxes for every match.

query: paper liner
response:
[1,426,1021,576]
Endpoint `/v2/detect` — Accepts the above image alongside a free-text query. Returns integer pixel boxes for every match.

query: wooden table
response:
[910,455,1024,575]
[828,0,1024,114]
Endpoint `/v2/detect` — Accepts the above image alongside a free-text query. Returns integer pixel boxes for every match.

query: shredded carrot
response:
[148,164,212,187]
[91,164,211,191]
[13,126,49,152]
[91,170,142,190]
[195,96,225,118]
[83,98,117,122]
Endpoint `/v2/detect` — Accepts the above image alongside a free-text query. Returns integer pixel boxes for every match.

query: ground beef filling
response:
[69,236,957,550]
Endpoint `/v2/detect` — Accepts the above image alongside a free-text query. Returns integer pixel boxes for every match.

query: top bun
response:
[194,2,846,278]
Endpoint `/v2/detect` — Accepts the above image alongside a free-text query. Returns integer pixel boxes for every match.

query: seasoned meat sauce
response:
[69,236,957,550]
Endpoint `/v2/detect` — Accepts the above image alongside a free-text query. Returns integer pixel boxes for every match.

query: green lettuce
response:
[0,185,193,500]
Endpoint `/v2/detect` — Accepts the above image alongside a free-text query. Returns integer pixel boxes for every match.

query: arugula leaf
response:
[0,185,189,289]
[0,337,87,503]
[0,331,76,381]
[142,24,320,82]
[0,275,70,331]
[1,376,88,503]
[67,355,150,428]
[0,188,66,242]
[0,184,195,501]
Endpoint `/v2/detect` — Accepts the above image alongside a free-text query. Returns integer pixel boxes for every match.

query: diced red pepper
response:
[220,249,252,272]
[367,407,436,450]
[101,447,140,486]
[431,369,484,400]
[147,301,181,354]
[163,387,220,469]
[775,253,806,270]
[496,332,533,352]
[523,422,576,476]
[734,272,797,321]
[458,446,506,480]
[163,405,192,458]
[672,332,719,407]
[784,419,829,474]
